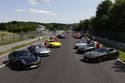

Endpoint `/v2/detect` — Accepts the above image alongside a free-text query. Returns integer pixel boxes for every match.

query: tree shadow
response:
[112,60,125,72]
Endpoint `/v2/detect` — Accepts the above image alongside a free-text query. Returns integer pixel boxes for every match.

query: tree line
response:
[73,0,125,32]
[0,21,70,33]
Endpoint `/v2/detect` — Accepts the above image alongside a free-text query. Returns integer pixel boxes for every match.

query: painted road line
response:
[0,62,9,69]
[0,64,6,69]
[117,58,125,65]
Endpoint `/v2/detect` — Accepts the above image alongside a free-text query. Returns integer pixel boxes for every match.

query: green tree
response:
[107,0,125,31]
[93,0,113,31]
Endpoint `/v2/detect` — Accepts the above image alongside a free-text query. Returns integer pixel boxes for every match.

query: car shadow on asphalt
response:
[3,60,18,71]
[112,60,125,72]
[73,47,76,49]
[75,51,85,55]
[80,58,99,64]
[3,60,36,71]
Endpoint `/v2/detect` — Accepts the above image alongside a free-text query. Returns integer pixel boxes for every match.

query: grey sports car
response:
[8,50,41,70]
[36,45,51,56]
[83,47,119,63]
[28,44,51,57]
[77,44,95,54]
[74,39,88,49]
[57,34,65,39]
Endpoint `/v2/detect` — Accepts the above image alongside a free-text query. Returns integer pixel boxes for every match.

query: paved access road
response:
[0,33,125,83]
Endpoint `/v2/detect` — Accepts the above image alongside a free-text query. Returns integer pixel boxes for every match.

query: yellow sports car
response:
[47,40,62,48]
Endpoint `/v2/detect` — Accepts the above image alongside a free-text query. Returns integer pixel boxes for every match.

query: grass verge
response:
[0,36,47,56]
[119,51,125,62]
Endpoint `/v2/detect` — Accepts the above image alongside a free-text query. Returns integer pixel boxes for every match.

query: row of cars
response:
[8,33,65,70]
[73,33,119,63]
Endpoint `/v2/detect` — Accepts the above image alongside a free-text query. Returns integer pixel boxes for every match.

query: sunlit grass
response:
[0,36,47,56]
[0,31,20,45]
[119,51,125,62]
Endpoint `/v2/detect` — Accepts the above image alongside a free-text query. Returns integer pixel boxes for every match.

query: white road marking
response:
[0,64,6,69]
[117,58,125,64]
[0,62,9,69]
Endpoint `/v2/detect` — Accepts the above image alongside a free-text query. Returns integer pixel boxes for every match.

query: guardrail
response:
[0,38,38,53]
[89,35,125,51]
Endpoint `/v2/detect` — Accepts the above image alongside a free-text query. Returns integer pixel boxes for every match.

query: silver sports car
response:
[36,45,51,56]
[28,44,51,57]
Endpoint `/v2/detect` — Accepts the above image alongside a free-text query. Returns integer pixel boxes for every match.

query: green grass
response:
[0,36,47,56]
[119,51,125,62]
[11,43,29,50]
[0,31,21,46]
[0,31,37,46]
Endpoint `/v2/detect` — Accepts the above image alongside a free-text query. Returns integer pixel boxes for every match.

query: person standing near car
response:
[41,41,45,47]
[83,35,88,39]
[95,41,101,48]
[87,39,91,44]
[44,40,48,47]
[55,36,59,42]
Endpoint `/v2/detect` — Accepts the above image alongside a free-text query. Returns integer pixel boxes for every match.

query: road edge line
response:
[0,64,6,69]
[117,58,125,65]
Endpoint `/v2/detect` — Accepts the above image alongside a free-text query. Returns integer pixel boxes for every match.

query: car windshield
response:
[95,48,107,52]
[38,45,45,48]
[16,51,32,57]
[87,44,94,47]
[77,34,81,36]
[81,39,87,43]
[49,41,55,42]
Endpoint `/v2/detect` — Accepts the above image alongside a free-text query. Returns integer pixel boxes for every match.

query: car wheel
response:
[9,59,13,64]
[16,61,22,70]
[98,58,102,63]
[16,63,20,70]
[50,44,53,48]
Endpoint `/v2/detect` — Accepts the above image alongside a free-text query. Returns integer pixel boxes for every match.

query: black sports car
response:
[27,45,36,53]
[83,47,119,62]
[77,44,95,54]
[8,50,41,70]
[57,34,66,39]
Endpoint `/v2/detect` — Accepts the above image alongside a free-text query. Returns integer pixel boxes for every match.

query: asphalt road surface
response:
[0,33,125,83]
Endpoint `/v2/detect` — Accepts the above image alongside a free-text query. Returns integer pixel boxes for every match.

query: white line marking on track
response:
[0,62,9,69]
[0,64,6,69]
[117,58,125,64]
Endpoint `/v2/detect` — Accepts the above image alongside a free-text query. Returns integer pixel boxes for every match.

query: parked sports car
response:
[57,34,65,39]
[75,39,96,49]
[74,39,88,49]
[75,34,82,39]
[8,50,41,70]
[27,45,36,53]
[47,40,62,48]
[77,44,95,54]
[35,45,51,56]
[28,44,50,56]
[83,47,119,62]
